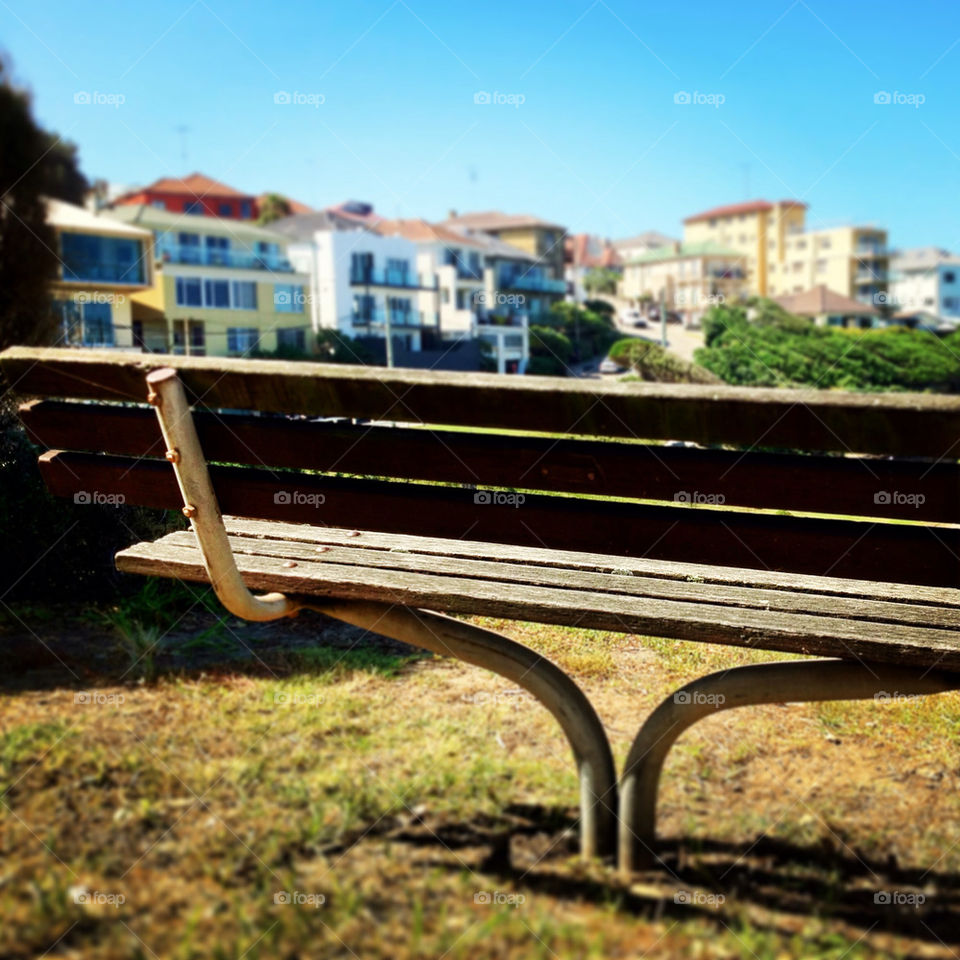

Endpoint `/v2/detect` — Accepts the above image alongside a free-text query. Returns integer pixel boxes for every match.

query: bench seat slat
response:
[115,534,960,671]
[222,517,960,608]
[20,399,960,523]
[7,346,960,456]
[156,529,960,630]
[39,451,960,588]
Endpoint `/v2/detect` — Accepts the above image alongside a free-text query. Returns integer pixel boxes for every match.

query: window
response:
[441,288,450,304]
[82,302,113,345]
[231,281,257,310]
[240,200,252,219]
[816,259,827,274]
[386,258,410,283]
[278,328,307,352]
[172,320,206,355]
[944,272,956,284]
[184,201,204,215]
[943,297,959,311]
[796,240,807,250]
[275,283,303,312]
[227,328,259,353]
[151,200,166,209]
[388,296,413,321]
[353,294,375,321]
[204,279,230,308]
[819,237,832,249]
[178,232,201,263]
[175,276,202,307]
[218,203,232,217]
[60,232,145,284]
[351,252,373,283]
[205,235,230,265]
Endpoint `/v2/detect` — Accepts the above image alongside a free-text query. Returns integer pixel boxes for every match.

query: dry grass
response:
[1,597,959,958]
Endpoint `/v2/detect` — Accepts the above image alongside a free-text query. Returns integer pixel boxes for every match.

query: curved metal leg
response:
[619,658,960,873]
[303,599,618,860]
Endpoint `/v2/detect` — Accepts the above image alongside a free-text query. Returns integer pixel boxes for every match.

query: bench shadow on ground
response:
[387,807,960,949]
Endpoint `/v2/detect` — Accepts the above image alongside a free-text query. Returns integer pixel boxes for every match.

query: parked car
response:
[633,317,648,328]
[599,357,626,374]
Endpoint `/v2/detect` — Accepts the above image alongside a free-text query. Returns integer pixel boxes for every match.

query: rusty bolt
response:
[182,504,197,518]
[165,449,180,463]
[146,389,161,407]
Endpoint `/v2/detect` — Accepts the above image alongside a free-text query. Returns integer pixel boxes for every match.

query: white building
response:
[611,231,677,265]
[889,247,960,320]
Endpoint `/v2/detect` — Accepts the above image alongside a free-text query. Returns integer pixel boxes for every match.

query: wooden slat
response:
[20,399,960,522]
[222,518,960,608]
[114,538,960,672]
[157,529,960,630]
[40,450,960,587]
[7,346,960,456]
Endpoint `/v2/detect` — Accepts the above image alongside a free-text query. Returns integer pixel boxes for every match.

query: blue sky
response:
[3,0,958,248]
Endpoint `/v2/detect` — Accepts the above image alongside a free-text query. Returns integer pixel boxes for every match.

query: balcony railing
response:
[710,268,745,279]
[62,259,146,285]
[155,240,294,272]
[351,309,439,328]
[496,270,566,293]
[855,269,887,283]
[350,267,437,290]
[856,244,887,257]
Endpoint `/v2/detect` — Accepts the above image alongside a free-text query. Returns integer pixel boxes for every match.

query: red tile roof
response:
[774,284,879,316]
[375,218,485,247]
[136,172,255,199]
[443,210,565,232]
[684,199,807,224]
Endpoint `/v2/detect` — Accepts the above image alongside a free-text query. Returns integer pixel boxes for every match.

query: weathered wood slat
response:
[39,451,960,587]
[157,528,960,630]
[114,538,960,671]
[222,518,960,608]
[7,346,960,456]
[20,399,960,522]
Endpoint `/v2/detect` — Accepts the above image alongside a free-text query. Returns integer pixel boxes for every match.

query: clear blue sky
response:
[3,0,958,248]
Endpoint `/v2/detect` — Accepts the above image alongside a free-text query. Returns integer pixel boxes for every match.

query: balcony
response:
[155,240,294,272]
[350,267,437,290]
[710,267,745,279]
[351,309,439,328]
[856,243,887,257]
[62,258,146,285]
[855,268,887,283]
[496,270,566,294]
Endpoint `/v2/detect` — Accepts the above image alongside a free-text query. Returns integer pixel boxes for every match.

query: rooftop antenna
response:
[175,125,191,169]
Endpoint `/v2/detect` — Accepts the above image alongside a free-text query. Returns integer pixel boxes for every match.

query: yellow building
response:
[107,205,312,356]
[47,199,153,348]
[619,242,748,327]
[682,199,808,297]
[766,226,888,305]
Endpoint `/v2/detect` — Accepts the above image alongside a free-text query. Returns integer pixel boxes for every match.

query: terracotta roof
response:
[774,284,879,317]
[565,233,621,268]
[684,199,807,224]
[442,210,565,232]
[375,218,485,248]
[132,172,255,199]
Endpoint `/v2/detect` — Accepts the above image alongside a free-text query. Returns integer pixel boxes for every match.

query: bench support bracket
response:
[619,657,960,872]
[146,368,617,859]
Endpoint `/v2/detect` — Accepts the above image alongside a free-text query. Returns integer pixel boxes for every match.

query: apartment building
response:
[611,231,676,264]
[271,214,438,354]
[112,173,261,220]
[619,241,748,327]
[47,199,153,348]
[441,210,568,309]
[889,247,960,319]
[767,226,889,305]
[683,199,808,296]
[108,204,310,355]
[564,234,621,303]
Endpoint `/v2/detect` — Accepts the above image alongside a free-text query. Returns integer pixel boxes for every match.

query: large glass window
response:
[53,299,114,346]
[227,327,259,353]
[204,279,230,308]
[231,281,257,310]
[277,328,307,352]
[175,276,202,307]
[275,284,304,313]
[178,232,201,264]
[206,235,230,265]
[61,232,145,284]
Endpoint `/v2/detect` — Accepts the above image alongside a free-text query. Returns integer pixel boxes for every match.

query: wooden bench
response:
[4,345,960,872]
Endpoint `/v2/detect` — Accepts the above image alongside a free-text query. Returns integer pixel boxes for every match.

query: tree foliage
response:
[609,337,722,384]
[697,302,960,391]
[0,56,88,351]
[257,192,293,225]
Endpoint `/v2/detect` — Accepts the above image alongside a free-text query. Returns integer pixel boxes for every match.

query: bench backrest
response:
[3,346,960,588]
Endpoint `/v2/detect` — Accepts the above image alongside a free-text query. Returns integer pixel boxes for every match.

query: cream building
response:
[619,242,748,327]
